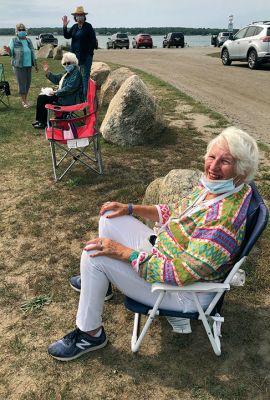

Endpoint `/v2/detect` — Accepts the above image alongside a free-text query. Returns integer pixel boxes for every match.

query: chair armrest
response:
[151,282,230,293]
[45,102,88,112]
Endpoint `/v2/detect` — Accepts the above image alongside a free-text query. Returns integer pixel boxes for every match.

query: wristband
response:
[128,251,139,262]
[128,203,133,215]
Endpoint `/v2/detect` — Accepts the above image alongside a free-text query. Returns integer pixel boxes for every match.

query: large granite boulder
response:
[100,75,163,146]
[99,67,135,106]
[53,45,63,60]
[143,169,202,205]
[37,44,54,59]
[91,62,111,88]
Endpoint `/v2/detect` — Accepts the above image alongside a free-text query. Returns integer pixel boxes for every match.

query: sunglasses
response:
[17,29,25,31]
[63,62,71,66]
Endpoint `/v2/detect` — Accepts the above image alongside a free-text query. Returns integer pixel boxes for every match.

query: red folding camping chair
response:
[45,79,103,182]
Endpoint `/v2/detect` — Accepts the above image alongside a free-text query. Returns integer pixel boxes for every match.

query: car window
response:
[245,26,257,37]
[171,33,183,38]
[41,34,53,39]
[234,27,248,40]
[117,34,128,38]
[222,33,230,37]
[265,27,270,36]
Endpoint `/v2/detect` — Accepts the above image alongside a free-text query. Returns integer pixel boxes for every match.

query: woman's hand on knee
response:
[99,201,128,219]
[84,237,133,261]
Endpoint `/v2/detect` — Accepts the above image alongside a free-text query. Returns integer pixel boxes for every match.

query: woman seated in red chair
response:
[32,52,83,129]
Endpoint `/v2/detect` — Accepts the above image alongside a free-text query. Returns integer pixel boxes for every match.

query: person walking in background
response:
[4,23,38,108]
[62,6,97,99]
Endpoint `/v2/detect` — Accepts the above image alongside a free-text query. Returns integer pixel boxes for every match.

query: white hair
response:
[61,52,79,66]
[205,126,259,182]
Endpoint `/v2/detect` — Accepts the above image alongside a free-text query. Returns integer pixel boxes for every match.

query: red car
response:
[132,34,153,49]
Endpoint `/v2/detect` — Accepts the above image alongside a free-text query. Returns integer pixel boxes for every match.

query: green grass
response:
[21,295,52,313]
[0,55,269,400]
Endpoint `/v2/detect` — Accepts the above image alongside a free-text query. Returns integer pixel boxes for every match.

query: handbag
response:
[0,81,11,96]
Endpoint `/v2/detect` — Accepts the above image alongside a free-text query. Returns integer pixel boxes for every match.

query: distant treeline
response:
[0,27,237,36]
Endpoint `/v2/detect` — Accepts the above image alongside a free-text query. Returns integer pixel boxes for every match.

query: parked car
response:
[216,32,231,47]
[106,33,129,49]
[221,21,270,69]
[132,34,153,49]
[162,32,185,48]
[36,33,58,50]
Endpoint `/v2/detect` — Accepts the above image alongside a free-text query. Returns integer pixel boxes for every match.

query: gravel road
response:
[95,47,270,143]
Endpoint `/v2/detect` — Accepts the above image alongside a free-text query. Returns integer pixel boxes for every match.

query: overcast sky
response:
[0,1,269,30]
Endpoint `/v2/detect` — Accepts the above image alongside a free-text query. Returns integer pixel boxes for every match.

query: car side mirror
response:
[36,37,39,40]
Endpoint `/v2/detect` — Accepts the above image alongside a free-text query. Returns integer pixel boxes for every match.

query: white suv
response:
[221,21,270,69]
[216,32,231,47]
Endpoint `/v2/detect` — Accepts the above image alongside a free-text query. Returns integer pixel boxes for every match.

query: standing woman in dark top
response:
[62,6,97,99]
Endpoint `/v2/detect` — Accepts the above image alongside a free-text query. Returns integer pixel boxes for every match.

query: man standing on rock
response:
[62,6,97,99]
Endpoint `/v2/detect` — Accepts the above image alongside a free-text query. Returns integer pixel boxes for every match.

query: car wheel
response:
[162,43,166,48]
[150,45,153,49]
[136,44,139,49]
[113,43,116,49]
[247,49,258,69]
[221,49,232,66]
[176,45,179,48]
[126,46,129,49]
[106,43,110,49]
[167,44,170,48]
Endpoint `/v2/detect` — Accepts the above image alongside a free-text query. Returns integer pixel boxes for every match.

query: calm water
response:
[0,35,212,49]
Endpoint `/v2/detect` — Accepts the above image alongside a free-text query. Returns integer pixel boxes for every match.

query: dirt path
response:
[95,47,270,144]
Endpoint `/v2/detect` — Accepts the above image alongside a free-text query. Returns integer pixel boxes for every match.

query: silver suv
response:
[216,32,231,47]
[106,33,129,49]
[221,21,270,69]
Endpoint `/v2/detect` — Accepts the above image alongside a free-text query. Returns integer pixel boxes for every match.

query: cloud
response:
[0,1,269,29]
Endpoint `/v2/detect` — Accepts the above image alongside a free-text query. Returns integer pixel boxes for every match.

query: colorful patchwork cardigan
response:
[131,183,252,286]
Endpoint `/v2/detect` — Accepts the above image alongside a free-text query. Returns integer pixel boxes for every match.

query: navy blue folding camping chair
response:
[125,181,269,355]
[0,63,10,108]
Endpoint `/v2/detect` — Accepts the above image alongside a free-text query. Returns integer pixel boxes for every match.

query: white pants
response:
[76,214,214,331]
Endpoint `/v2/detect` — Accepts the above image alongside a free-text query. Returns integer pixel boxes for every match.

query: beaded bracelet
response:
[128,203,133,215]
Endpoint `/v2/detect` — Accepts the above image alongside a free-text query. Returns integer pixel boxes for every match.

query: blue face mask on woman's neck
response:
[201,175,236,194]
[17,31,27,38]
[64,64,75,73]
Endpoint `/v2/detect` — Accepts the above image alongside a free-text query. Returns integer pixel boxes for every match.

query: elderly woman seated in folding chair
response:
[32,52,83,129]
[48,126,259,361]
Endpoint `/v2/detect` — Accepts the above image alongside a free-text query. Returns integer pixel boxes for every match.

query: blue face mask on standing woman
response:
[17,31,27,38]
[201,175,236,194]
[64,64,75,73]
